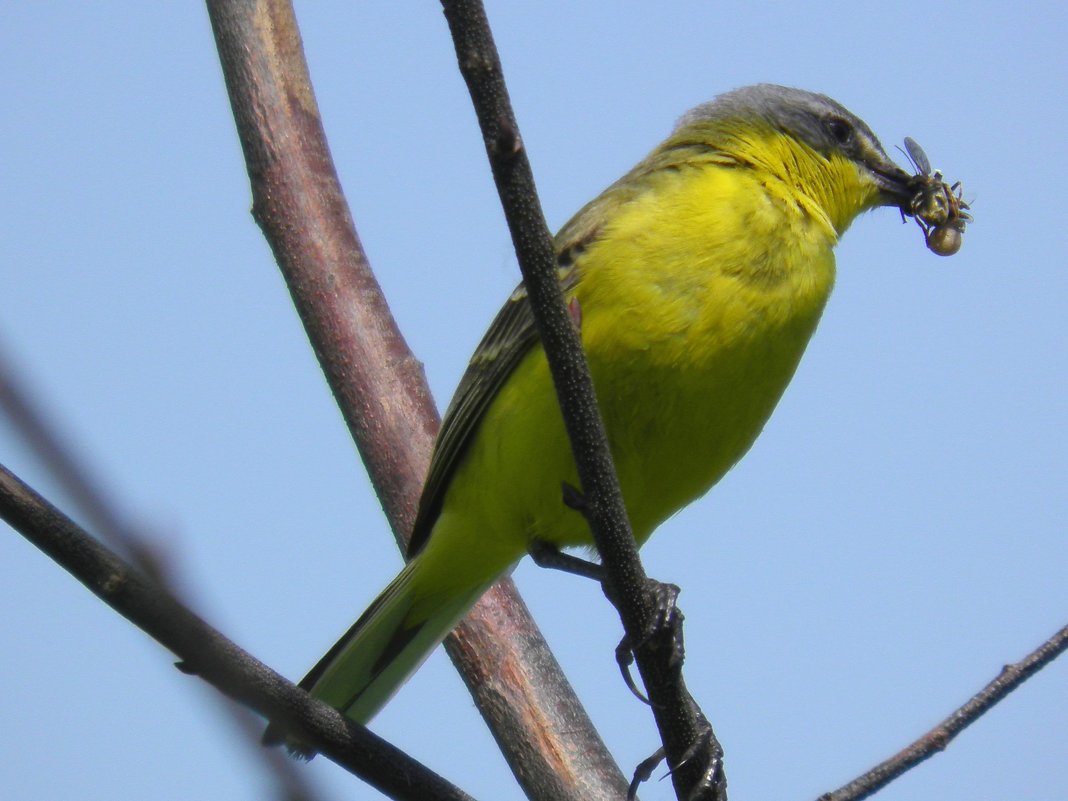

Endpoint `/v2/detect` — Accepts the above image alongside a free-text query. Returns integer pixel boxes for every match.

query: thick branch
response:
[205,2,627,799]
[207,0,434,536]
[0,462,472,801]
[439,3,720,799]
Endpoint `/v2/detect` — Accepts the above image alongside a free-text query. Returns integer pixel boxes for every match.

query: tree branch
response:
[819,621,1068,801]
[205,2,627,799]
[0,462,473,801]
[439,3,722,799]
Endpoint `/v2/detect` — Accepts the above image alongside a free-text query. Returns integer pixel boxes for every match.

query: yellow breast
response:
[572,162,839,539]
[436,159,840,564]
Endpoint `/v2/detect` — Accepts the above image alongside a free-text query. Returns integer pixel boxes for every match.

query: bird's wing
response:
[406,261,581,558]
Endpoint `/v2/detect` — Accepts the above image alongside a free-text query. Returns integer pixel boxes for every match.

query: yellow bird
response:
[266,84,944,745]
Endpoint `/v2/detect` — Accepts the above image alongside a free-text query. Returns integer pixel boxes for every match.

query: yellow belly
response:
[426,164,838,565]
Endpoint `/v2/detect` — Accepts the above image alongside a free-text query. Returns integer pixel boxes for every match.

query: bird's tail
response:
[263,548,501,752]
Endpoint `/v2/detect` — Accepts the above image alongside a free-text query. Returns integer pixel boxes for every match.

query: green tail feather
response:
[263,552,496,752]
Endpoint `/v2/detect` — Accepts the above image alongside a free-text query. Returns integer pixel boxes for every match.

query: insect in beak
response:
[898,136,972,257]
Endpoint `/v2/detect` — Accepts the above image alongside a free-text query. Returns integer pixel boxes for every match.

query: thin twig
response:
[439,3,722,799]
[0,461,474,801]
[205,2,627,799]
[819,622,1068,801]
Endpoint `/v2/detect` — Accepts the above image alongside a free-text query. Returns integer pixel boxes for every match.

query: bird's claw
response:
[614,578,685,706]
[627,747,666,800]
[615,638,650,705]
[617,578,685,670]
[628,714,726,801]
[674,720,726,801]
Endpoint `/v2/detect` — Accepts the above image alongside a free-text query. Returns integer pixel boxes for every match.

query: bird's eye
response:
[825,117,854,146]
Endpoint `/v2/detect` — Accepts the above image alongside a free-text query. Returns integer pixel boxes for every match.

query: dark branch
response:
[818,621,1068,801]
[0,461,473,801]
[439,3,723,799]
[205,2,627,799]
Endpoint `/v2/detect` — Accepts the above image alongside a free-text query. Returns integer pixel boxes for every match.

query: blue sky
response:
[2,3,1065,801]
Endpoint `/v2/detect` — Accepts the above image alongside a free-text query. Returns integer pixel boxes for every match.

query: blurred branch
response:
[0,345,163,580]
[0,461,474,801]
[225,694,328,801]
[0,343,324,801]
[205,1,628,799]
[819,621,1068,801]
[439,3,723,800]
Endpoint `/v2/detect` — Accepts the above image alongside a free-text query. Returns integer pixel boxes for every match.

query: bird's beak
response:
[866,155,915,207]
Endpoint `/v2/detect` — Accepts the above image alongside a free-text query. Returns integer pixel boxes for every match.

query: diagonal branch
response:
[205,2,627,799]
[819,621,1068,801]
[0,462,474,801]
[439,3,722,799]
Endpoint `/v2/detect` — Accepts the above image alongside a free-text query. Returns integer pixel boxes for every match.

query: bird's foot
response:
[614,578,684,704]
[628,707,726,801]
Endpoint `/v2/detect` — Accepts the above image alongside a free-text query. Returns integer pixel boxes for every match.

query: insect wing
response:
[903,136,932,176]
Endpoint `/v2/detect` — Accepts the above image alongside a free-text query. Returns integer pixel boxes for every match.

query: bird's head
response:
[674,84,916,235]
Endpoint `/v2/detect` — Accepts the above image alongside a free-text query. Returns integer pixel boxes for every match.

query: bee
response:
[901,136,971,256]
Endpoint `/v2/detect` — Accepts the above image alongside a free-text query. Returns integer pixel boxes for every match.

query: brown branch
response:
[439,3,722,800]
[205,2,628,799]
[207,0,435,537]
[0,461,474,801]
[819,621,1068,801]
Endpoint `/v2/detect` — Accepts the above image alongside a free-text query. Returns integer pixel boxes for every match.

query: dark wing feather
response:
[407,265,580,557]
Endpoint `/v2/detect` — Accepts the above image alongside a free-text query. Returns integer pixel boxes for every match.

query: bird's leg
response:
[539,488,722,800]
[529,538,655,704]
[532,484,689,705]
[527,482,606,581]
[528,538,604,581]
[559,491,717,801]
